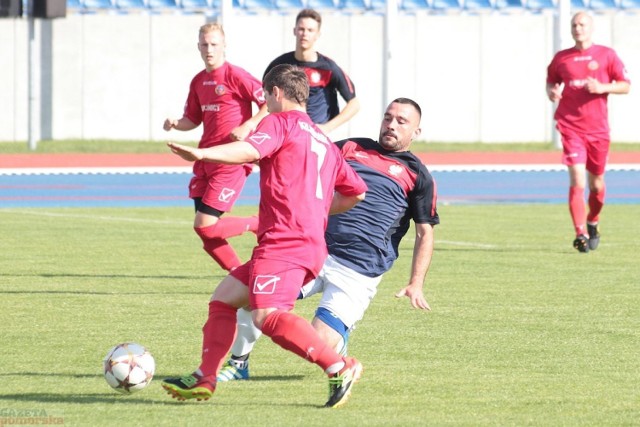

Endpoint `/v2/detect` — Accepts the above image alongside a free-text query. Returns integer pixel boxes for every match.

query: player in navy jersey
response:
[264,9,359,135]
[162,64,368,408]
[164,23,268,272]
[217,97,439,383]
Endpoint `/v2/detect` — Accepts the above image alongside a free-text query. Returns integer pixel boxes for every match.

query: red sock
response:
[261,310,342,372]
[587,186,606,223]
[195,224,242,271]
[568,186,586,236]
[215,216,259,239]
[198,301,238,377]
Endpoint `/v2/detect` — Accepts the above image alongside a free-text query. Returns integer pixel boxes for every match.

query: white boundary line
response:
[1,163,639,176]
[0,208,192,225]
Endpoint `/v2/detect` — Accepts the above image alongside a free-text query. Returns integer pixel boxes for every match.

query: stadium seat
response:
[339,0,369,10]
[148,0,179,8]
[526,0,555,10]
[116,0,147,9]
[274,0,304,9]
[67,0,83,9]
[571,0,587,8]
[241,0,276,9]
[463,0,493,11]
[180,0,210,10]
[589,0,618,9]
[431,0,462,11]
[306,0,338,9]
[400,0,430,10]
[369,0,386,10]
[83,0,115,8]
[494,0,523,8]
[620,0,640,8]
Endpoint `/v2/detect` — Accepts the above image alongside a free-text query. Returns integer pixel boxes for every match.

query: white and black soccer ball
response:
[103,342,155,394]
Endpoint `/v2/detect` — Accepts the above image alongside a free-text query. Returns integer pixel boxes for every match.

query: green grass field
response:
[1,204,638,426]
[2,139,640,154]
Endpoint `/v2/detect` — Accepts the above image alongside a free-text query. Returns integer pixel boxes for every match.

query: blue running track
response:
[0,169,639,208]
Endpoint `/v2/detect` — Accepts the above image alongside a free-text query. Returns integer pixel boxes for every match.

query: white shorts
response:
[300,255,382,330]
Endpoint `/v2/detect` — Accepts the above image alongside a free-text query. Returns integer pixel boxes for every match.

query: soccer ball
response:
[103,342,155,394]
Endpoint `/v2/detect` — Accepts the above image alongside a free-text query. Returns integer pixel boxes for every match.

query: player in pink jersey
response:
[164,23,268,271]
[546,12,630,253]
[162,64,368,408]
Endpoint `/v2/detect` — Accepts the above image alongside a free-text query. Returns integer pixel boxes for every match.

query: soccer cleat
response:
[573,235,589,253]
[325,357,363,408]
[162,373,216,401]
[216,359,250,382]
[587,223,600,250]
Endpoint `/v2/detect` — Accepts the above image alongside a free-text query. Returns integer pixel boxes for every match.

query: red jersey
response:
[547,44,630,134]
[183,62,266,148]
[245,110,367,274]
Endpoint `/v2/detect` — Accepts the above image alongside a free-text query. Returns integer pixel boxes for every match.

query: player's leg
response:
[561,128,589,252]
[217,275,326,382]
[584,135,609,251]
[250,259,363,408]
[162,270,250,401]
[311,255,381,356]
[192,163,257,271]
[217,306,260,382]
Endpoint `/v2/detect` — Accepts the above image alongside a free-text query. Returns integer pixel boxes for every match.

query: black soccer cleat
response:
[587,223,600,251]
[325,357,363,408]
[573,235,589,253]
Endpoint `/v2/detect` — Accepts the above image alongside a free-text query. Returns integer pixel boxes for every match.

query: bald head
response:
[571,12,594,50]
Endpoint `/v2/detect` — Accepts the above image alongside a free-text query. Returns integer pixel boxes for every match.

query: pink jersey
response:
[183,62,266,148]
[245,110,367,274]
[547,44,630,134]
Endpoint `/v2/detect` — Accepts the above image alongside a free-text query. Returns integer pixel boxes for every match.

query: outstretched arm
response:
[167,140,260,165]
[163,116,198,132]
[395,222,435,311]
[229,104,270,141]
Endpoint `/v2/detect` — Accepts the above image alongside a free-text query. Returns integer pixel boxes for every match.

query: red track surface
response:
[2,151,640,168]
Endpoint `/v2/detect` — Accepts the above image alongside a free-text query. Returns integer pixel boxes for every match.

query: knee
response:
[194,223,223,241]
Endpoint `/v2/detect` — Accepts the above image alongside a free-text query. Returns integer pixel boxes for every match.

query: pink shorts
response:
[188,161,252,212]
[230,258,315,311]
[558,125,610,175]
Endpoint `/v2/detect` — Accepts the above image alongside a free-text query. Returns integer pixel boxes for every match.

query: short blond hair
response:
[199,23,225,37]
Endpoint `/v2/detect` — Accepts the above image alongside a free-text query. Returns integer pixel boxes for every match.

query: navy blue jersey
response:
[264,52,356,124]
[326,138,439,277]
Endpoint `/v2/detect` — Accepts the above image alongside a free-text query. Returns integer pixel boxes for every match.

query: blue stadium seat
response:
[306,0,338,9]
[242,0,276,9]
[400,0,430,10]
[589,0,618,9]
[67,0,83,9]
[274,0,304,9]
[180,0,210,10]
[148,0,179,8]
[526,0,555,9]
[571,0,586,7]
[116,0,147,8]
[494,0,523,8]
[340,0,369,9]
[83,0,115,8]
[464,0,493,10]
[431,0,461,10]
[369,0,386,10]
[620,0,640,8]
